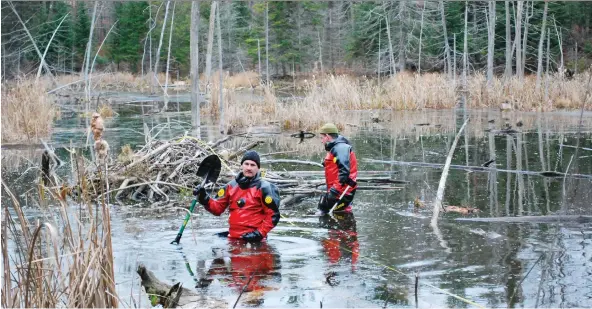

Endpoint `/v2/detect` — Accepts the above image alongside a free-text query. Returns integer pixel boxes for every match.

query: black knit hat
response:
[241,150,260,168]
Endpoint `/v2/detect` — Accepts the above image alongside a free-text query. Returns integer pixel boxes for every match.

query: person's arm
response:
[204,184,231,216]
[256,182,281,237]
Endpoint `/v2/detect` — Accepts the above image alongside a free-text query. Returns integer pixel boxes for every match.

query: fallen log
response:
[137,264,227,308]
[455,215,592,224]
[364,159,592,180]
[262,159,323,168]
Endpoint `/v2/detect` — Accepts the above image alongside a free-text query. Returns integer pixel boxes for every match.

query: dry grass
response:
[1,79,58,143]
[1,163,118,308]
[215,72,590,133]
[98,104,115,118]
[53,72,170,93]
[202,70,260,91]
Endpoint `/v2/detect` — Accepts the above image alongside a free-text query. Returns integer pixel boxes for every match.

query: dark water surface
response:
[2,102,591,308]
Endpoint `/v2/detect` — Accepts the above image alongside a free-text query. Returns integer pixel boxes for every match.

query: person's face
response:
[321,133,332,145]
[241,160,259,177]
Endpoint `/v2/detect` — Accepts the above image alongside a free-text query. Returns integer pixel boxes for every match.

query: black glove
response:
[341,178,357,187]
[193,186,209,206]
[241,230,263,242]
[318,190,339,213]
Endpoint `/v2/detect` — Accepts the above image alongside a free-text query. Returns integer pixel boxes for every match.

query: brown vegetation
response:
[1,175,118,307]
[1,79,58,143]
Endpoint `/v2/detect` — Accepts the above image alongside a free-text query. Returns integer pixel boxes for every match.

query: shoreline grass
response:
[3,71,589,144]
[220,72,591,131]
[1,79,59,143]
[1,172,118,307]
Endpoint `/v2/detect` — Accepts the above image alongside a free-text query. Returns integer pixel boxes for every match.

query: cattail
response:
[91,113,104,141]
[94,140,110,161]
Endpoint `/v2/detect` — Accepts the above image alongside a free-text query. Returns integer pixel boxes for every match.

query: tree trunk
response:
[317,30,323,75]
[453,33,457,84]
[552,17,564,76]
[154,1,171,93]
[257,39,262,78]
[505,0,512,77]
[377,20,381,82]
[486,1,495,86]
[521,2,533,75]
[265,1,270,84]
[327,1,334,71]
[463,3,468,90]
[385,14,396,77]
[574,42,578,74]
[398,2,406,72]
[37,13,69,81]
[190,1,201,133]
[535,1,548,90]
[439,0,452,77]
[8,1,55,83]
[84,1,99,101]
[544,32,550,102]
[164,2,176,111]
[418,1,425,74]
[205,1,217,93]
[515,1,524,78]
[217,2,224,134]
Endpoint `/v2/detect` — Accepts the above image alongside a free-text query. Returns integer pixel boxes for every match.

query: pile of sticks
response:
[96,134,403,206]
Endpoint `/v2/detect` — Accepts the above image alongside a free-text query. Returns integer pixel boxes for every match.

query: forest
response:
[2,1,591,79]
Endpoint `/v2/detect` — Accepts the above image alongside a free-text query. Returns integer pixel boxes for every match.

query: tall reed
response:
[1,150,118,307]
[1,79,58,143]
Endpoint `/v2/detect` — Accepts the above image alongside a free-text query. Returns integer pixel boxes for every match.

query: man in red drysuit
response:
[317,123,358,214]
[194,150,280,242]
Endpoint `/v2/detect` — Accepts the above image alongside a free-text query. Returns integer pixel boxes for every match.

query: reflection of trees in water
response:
[504,224,524,307]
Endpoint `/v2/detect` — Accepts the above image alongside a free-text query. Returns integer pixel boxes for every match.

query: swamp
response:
[2,100,591,307]
[2,0,592,308]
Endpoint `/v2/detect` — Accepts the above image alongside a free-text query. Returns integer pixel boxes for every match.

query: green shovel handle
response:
[171,199,198,245]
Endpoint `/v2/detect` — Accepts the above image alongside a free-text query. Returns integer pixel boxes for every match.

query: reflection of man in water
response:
[319,212,359,273]
[196,239,280,306]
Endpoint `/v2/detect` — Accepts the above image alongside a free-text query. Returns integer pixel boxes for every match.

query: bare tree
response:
[544,32,550,102]
[164,2,176,111]
[515,1,524,78]
[84,1,99,101]
[505,0,512,77]
[385,13,396,76]
[7,1,56,83]
[535,1,548,90]
[190,1,201,132]
[317,30,323,75]
[521,2,533,75]
[418,1,426,74]
[257,39,262,77]
[205,1,218,93]
[552,16,564,75]
[439,0,452,77]
[377,20,381,82]
[217,1,224,134]
[486,1,495,85]
[265,1,269,84]
[37,13,69,81]
[153,1,171,93]
[398,2,407,71]
[463,2,468,90]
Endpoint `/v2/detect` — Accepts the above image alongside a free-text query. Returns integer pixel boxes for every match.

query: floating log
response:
[364,159,592,180]
[455,215,592,224]
[137,264,226,308]
[262,159,323,168]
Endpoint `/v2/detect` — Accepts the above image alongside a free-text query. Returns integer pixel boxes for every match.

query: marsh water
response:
[2,97,592,308]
